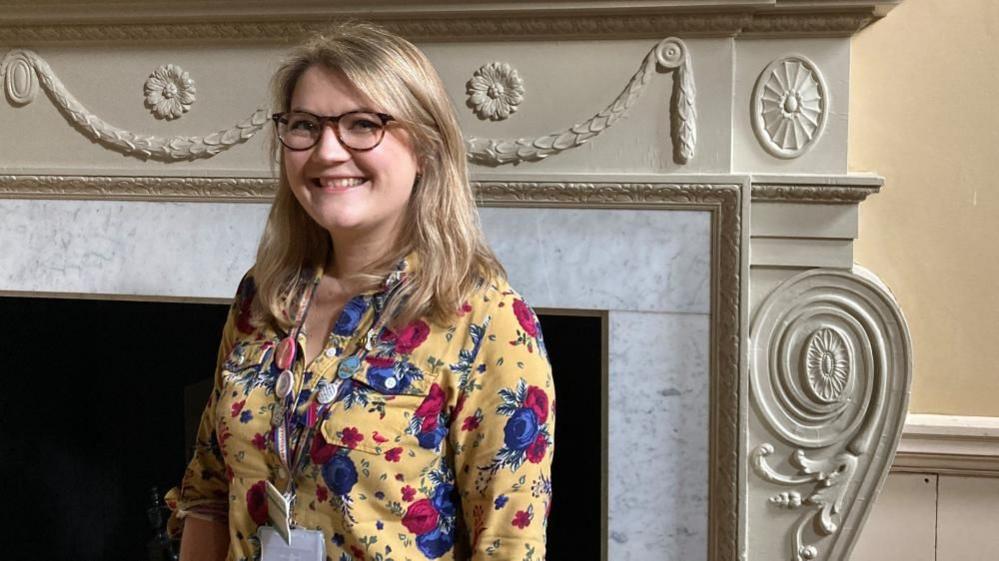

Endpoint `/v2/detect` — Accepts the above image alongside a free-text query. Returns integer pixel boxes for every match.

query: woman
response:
[166,23,554,561]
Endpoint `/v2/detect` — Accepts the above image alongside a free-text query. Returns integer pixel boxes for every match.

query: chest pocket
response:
[319,358,449,457]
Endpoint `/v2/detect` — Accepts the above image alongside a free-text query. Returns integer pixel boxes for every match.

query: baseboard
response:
[892,414,999,477]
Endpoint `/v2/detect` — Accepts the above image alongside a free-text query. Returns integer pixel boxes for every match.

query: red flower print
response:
[458,301,473,316]
[526,434,548,464]
[247,481,268,525]
[230,400,246,418]
[225,465,234,482]
[395,474,405,482]
[462,415,480,432]
[310,431,339,465]
[385,447,403,462]
[365,355,395,368]
[513,299,538,337]
[316,484,329,503]
[420,414,439,433]
[372,431,389,444]
[340,426,364,449]
[401,485,416,502]
[394,320,430,354]
[415,384,445,418]
[512,509,532,529]
[350,545,365,560]
[251,433,267,450]
[524,386,549,424]
[402,499,439,535]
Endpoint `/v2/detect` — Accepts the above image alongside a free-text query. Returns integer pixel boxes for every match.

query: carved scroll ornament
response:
[750,268,911,561]
[466,37,697,166]
[0,49,268,161]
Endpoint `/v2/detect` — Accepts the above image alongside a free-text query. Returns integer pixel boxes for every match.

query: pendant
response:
[338,356,361,379]
[316,381,338,405]
[271,400,286,427]
[275,336,297,371]
[276,369,295,398]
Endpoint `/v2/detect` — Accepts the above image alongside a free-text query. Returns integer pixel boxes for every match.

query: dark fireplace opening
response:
[0,297,602,561]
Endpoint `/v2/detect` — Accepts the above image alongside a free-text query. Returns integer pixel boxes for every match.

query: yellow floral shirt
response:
[167,256,555,561]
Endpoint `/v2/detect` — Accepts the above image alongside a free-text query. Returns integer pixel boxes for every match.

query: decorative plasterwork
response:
[466,37,696,166]
[0,175,277,202]
[751,183,881,204]
[0,2,900,44]
[894,414,999,478]
[750,268,911,561]
[144,64,196,120]
[0,49,268,161]
[466,62,524,121]
[752,55,828,159]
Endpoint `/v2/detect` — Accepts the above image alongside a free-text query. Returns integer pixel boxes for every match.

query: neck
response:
[327,234,392,280]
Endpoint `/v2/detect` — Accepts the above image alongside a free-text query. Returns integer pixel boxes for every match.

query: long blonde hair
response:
[253,22,505,331]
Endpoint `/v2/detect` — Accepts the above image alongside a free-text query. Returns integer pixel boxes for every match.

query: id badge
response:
[258,526,326,561]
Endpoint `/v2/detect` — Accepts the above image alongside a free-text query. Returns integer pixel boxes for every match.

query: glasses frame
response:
[271,110,396,152]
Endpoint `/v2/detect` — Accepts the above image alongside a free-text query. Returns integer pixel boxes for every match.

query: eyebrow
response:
[288,107,380,115]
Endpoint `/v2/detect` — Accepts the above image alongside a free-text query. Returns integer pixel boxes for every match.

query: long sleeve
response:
[450,288,555,561]
[165,274,252,535]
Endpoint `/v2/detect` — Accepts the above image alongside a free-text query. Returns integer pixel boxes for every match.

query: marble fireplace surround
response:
[0,2,912,561]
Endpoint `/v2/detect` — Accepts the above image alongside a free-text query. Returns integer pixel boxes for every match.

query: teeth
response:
[318,177,365,189]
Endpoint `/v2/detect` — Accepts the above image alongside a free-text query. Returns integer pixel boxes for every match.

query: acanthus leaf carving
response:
[0,49,267,161]
[465,37,696,166]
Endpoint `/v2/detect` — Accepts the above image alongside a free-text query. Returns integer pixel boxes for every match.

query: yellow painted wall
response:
[850,0,999,415]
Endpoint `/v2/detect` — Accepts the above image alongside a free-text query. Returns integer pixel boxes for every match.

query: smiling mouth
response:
[311,177,368,190]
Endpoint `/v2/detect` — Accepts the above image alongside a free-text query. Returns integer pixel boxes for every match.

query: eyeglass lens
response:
[278,112,385,150]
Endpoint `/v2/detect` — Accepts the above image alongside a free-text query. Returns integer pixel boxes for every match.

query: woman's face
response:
[283,65,420,249]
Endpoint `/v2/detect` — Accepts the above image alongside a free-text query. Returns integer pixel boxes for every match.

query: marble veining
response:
[0,199,268,298]
[607,311,709,561]
[479,207,710,314]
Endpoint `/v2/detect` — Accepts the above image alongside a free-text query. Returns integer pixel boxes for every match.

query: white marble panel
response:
[0,199,267,299]
[607,311,710,561]
[480,207,710,314]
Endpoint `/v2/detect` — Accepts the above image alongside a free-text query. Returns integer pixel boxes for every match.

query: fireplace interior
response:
[0,296,602,561]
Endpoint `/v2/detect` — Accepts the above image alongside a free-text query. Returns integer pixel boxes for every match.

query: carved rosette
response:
[144,64,196,120]
[750,268,911,561]
[752,55,827,159]
[466,62,524,121]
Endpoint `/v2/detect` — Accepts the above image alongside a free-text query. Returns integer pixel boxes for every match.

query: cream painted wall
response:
[850,0,999,416]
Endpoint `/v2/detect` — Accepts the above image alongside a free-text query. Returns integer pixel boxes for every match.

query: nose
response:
[311,122,351,162]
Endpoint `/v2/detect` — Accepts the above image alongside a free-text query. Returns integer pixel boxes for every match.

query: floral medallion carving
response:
[750,268,911,561]
[144,64,196,120]
[466,62,524,121]
[752,55,827,159]
[804,328,851,403]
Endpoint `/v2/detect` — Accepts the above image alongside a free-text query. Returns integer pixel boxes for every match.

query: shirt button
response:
[325,347,338,358]
[277,466,287,479]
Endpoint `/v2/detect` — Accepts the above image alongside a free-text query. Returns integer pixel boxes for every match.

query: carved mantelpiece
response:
[0,2,910,561]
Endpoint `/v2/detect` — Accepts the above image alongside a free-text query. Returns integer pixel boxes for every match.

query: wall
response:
[850,0,999,415]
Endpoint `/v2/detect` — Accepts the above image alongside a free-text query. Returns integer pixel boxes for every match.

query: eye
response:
[286,113,319,133]
[344,113,382,134]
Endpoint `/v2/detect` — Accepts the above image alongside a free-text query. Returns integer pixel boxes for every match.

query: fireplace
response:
[0,3,912,561]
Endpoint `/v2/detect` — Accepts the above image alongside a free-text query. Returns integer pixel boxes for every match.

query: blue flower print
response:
[415,528,454,559]
[503,408,539,450]
[239,410,253,424]
[376,520,384,530]
[494,495,509,510]
[417,426,447,450]
[366,363,412,395]
[332,533,345,546]
[431,483,456,517]
[333,296,368,336]
[322,453,358,495]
